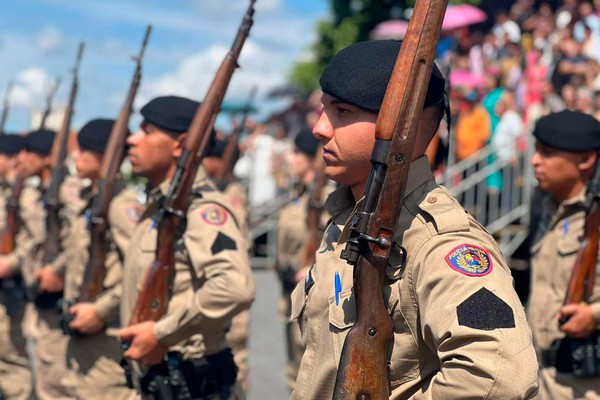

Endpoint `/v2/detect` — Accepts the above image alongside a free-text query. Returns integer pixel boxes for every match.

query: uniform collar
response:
[324,155,434,217]
[148,166,209,204]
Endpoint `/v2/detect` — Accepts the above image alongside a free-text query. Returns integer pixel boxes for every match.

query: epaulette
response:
[417,187,470,234]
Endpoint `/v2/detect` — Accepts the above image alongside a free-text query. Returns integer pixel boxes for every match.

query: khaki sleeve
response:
[408,232,539,400]
[93,191,142,321]
[154,200,255,346]
[5,188,44,272]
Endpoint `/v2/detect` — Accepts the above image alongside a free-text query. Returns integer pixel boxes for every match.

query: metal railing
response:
[438,135,534,258]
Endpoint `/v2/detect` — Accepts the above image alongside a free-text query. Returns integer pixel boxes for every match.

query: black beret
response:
[533,110,600,152]
[0,134,26,155]
[294,129,320,157]
[320,40,446,113]
[78,118,126,153]
[206,138,228,158]
[140,96,200,134]
[25,129,56,155]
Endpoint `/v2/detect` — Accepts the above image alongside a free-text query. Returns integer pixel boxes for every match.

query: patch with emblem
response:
[125,206,142,223]
[445,244,492,277]
[201,206,228,226]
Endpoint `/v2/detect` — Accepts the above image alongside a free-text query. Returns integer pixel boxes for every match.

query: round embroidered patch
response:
[444,244,493,277]
[201,206,228,226]
[125,206,142,222]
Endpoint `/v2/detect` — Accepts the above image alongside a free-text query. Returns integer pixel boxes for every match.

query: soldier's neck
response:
[147,162,177,190]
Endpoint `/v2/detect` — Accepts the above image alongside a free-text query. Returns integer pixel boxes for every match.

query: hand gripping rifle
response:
[77,26,152,308]
[333,0,448,398]
[214,86,257,189]
[0,81,14,134]
[34,42,84,306]
[129,0,255,327]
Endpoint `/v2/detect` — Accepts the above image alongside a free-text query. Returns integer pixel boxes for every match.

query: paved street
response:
[248,269,289,399]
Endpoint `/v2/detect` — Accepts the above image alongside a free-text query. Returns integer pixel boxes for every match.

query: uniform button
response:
[427,197,437,204]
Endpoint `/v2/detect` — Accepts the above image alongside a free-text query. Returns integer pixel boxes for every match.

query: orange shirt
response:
[454,105,491,161]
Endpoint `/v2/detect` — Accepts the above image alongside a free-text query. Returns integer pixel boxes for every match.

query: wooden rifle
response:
[0,81,13,134]
[333,0,448,397]
[78,26,152,304]
[298,146,327,270]
[41,42,85,272]
[562,158,600,316]
[38,78,61,130]
[129,0,255,326]
[214,86,257,189]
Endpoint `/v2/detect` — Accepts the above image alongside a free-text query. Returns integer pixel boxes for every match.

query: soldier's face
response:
[313,93,377,189]
[17,150,48,177]
[73,149,101,180]
[126,122,181,183]
[531,141,593,200]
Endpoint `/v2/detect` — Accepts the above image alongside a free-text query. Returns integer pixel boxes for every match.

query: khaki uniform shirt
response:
[291,156,539,399]
[0,179,12,232]
[528,190,600,352]
[63,184,142,323]
[277,189,310,270]
[120,168,255,359]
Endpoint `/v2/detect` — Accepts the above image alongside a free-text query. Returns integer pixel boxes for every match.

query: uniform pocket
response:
[328,289,355,365]
[557,237,580,256]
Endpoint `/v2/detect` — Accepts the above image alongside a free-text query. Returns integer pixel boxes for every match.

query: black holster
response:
[543,331,600,378]
[124,348,238,400]
[57,298,77,336]
[0,274,25,317]
[25,282,63,309]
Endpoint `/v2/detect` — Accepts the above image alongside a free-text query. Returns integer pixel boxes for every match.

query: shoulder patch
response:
[457,287,515,330]
[445,244,492,277]
[201,205,229,226]
[211,232,237,255]
[125,206,142,223]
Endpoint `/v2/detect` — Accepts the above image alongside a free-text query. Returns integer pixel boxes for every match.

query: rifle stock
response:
[0,81,13,134]
[79,26,152,303]
[129,1,255,326]
[0,175,25,255]
[42,42,85,268]
[333,1,448,398]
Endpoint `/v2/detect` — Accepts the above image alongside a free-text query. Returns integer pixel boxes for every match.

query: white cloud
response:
[11,68,53,108]
[34,26,64,53]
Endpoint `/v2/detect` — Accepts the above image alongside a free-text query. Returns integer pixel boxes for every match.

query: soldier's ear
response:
[578,150,597,172]
[173,133,186,158]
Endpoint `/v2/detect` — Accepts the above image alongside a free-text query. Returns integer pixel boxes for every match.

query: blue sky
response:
[0,0,328,133]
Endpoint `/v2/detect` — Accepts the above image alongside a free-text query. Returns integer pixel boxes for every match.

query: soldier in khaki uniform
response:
[204,138,252,394]
[0,129,78,400]
[119,96,255,399]
[59,119,140,399]
[0,134,32,400]
[528,110,600,399]
[290,40,539,399]
[276,129,328,391]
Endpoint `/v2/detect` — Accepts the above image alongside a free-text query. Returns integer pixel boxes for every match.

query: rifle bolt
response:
[368,327,377,337]
[395,153,405,164]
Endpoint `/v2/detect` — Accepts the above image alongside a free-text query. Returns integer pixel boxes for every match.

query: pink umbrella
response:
[371,4,487,40]
[442,4,487,31]
[371,20,409,40]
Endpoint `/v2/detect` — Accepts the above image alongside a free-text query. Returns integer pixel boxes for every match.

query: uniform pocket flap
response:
[290,283,307,321]
[328,289,356,330]
[557,238,580,256]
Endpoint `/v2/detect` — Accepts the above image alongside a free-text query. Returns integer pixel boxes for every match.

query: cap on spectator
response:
[319,40,446,113]
[78,118,126,153]
[0,134,26,156]
[294,129,320,157]
[533,110,600,152]
[25,129,55,155]
[141,96,200,134]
